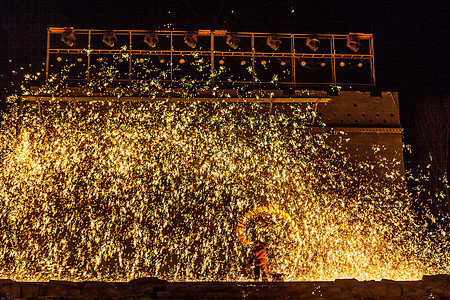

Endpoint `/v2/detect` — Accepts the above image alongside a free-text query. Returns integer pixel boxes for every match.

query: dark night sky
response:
[1,0,449,92]
[0,0,449,155]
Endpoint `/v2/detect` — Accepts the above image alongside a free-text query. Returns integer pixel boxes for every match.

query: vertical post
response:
[38,98,42,120]
[16,96,24,136]
[72,97,77,118]
[251,33,255,90]
[45,29,50,81]
[170,32,173,84]
[87,30,91,82]
[129,30,132,83]
[211,32,215,89]
[331,35,337,87]
[369,35,376,88]
[291,34,296,91]
[311,98,321,125]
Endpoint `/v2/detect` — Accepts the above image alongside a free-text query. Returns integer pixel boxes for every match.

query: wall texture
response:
[1,275,449,299]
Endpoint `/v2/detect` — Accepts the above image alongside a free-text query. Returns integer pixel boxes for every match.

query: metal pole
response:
[38,98,42,119]
[211,32,215,89]
[72,97,77,118]
[291,34,296,91]
[331,35,336,87]
[16,96,24,136]
[251,33,255,90]
[170,32,173,84]
[129,30,132,82]
[87,30,91,82]
[369,35,376,88]
[45,29,50,81]
[310,98,321,125]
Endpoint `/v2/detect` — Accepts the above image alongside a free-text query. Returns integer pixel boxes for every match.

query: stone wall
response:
[318,91,405,178]
[318,91,401,128]
[1,275,449,299]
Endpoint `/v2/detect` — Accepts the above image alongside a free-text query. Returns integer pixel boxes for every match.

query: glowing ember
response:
[0,54,448,282]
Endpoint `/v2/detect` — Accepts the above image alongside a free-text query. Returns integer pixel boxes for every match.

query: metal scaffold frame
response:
[45,28,376,90]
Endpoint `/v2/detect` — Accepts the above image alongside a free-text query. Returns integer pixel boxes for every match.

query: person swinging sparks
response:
[250,240,269,281]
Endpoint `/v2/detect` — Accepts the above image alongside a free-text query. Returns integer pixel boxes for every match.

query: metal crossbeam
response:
[46,28,376,91]
[22,95,331,103]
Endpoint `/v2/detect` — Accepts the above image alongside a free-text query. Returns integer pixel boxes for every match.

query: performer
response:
[250,240,269,281]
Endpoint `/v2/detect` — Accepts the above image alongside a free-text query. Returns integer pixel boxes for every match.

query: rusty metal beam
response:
[21,95,331,104]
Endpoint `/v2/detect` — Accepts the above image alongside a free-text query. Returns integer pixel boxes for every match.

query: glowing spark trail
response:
[0,54,449,282]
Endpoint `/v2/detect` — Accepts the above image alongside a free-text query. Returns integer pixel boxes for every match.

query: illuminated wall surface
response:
[0,30,448,280]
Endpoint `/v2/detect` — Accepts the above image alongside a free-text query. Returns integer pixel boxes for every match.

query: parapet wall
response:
[319,91,400,128]
[1,275,449,299]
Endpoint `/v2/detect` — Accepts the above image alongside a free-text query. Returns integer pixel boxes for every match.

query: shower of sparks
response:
[0,53,449,282]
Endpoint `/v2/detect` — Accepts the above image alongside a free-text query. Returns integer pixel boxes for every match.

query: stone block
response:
[169,285,209,298]
[40,280,81,297]
[154,291,172,299]
[349,282,371,298]
[333,279,359,292]
[0,279,20,299]
[320,285,342,297]
[21,282,41,298]
[422,274,450,293]
[122,294,154,300]
[82,281,134,299]
[113,282,135,295]
[0,279,443,300]
[402,286,427,299]
[129,277,168,297]
[365,280,402,298]
[329,291,359,299]
[50,298,96,300]
[186,291,208,299]
[204,291,250,299]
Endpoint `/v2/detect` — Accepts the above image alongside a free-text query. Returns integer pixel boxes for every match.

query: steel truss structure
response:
[46,28,376,91]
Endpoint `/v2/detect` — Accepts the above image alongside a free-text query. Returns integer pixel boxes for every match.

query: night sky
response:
[1,0,449,163]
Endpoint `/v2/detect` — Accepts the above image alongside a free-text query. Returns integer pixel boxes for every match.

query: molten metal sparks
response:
[0,55,449,282]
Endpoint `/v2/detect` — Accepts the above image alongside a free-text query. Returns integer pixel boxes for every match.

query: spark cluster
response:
[0,53,449,282]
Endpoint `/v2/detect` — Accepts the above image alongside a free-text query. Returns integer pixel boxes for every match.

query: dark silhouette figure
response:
[251,240,269,280]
